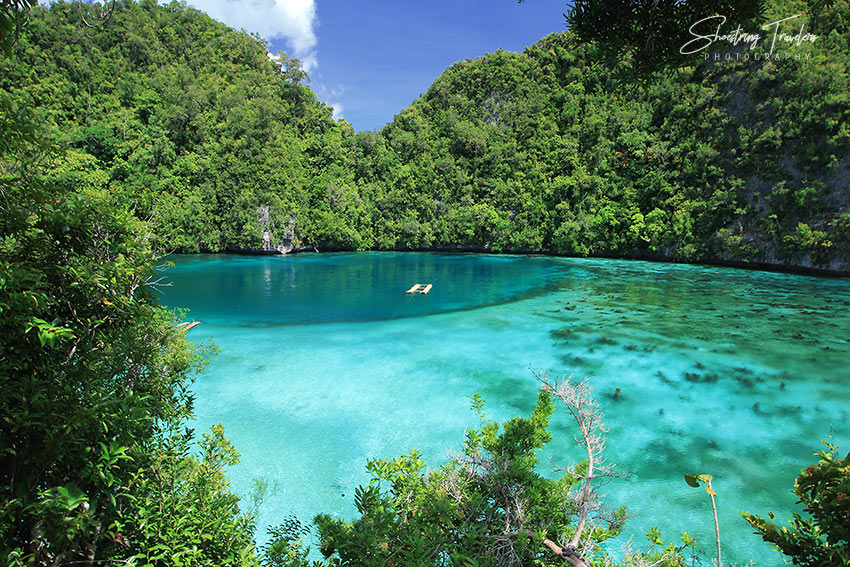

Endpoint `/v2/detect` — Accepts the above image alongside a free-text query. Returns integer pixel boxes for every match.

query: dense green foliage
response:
[743,441,850,566]
[365,0,849,266]
[2,0,848,271]
[1,0,343,254]
[313,392,607,567]
[531,0,766,76]
[550,0,840,76]
[0,0,36,54]
[1,19,260,563]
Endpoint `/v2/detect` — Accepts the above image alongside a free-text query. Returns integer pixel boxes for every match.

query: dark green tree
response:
[554,0,765,75]
[0,134,260,566]
[0,0,36,54]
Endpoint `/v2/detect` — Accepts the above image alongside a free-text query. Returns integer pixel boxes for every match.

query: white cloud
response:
[299,52,318,73]
[314,84,344,119]
[186,0,317,69]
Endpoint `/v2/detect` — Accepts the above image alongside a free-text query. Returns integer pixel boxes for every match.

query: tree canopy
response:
[4,0,848,272]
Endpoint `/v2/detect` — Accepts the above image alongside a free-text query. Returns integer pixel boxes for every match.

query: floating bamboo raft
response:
[176,321,201,331]
[405,283,433,294]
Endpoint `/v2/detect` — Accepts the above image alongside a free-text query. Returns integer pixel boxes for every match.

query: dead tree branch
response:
[535,370,617,565]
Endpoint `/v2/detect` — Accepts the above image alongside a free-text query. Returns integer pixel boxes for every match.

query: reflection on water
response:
[160,253,850,566]
[161,253,568,325]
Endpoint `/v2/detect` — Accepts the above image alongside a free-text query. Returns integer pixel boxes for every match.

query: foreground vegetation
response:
[1,0,849,565]
[1,72,259,565]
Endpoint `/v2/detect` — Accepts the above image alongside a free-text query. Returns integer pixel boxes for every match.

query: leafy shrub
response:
[743,441,850,566]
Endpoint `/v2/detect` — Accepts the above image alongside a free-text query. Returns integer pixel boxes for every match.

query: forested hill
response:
[3,0,849,272]
[2,0,348,252]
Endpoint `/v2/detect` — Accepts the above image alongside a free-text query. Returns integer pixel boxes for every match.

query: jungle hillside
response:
[2,0,849,272]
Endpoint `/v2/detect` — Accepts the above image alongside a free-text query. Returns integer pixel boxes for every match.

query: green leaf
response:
[61,482,88,510]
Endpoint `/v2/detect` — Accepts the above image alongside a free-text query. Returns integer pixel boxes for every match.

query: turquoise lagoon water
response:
[160,252,850,566]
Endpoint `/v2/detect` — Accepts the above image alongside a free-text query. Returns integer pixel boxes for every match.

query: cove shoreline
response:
[169,243,850,279]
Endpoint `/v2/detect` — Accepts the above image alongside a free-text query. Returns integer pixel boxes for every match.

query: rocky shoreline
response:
[211,243,850,278]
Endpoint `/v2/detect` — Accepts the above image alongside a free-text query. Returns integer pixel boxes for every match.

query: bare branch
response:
[80,0,116,28]
[535,369,615,563]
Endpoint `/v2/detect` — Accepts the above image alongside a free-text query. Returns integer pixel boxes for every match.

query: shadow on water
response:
[161,252,572,326]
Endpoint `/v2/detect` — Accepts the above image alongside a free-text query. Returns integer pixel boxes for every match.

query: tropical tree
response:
[0,12,259,562]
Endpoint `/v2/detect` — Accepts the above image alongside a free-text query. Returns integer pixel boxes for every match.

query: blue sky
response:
[182,0,569,131]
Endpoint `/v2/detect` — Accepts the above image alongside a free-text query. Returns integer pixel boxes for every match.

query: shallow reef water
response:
[160,252,850,566]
